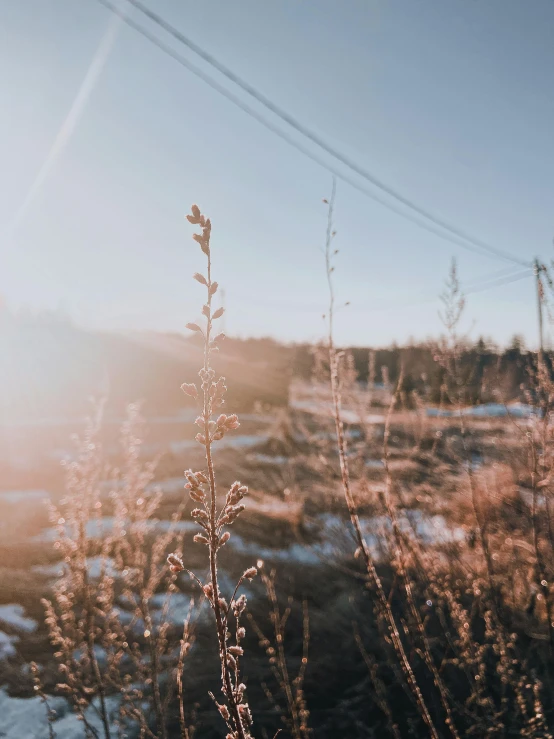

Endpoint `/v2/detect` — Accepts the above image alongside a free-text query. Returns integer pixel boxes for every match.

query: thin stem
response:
[323,182,439,739]
[201,230,248,739]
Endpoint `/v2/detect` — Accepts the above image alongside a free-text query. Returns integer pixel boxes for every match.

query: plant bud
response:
[181,383,198,399]
[185,322,202,332]
[217,704,230,721]
[243,567,257,580]
[167,553,184,572]
[193,272,207,285]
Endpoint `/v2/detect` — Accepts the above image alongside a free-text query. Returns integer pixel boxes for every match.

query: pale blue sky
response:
[1,0,553,346]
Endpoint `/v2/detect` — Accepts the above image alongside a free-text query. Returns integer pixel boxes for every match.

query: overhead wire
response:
[461,264,533,288]
[92,0,531,268]
[465,269,533,295]
[99,0,531,270]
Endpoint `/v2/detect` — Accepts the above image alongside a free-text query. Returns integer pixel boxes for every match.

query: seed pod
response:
[167,553,184,572]
[219,531,231,547]
[193,272,207,285]
[217,703,230,721]
[185,322,202,332]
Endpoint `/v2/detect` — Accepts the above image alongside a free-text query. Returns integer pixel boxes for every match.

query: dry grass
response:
[3,201,551,738]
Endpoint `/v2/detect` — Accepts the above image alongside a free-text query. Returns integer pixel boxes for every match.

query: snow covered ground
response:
[426,402,536,418]
[0,631,18,659]
[0,489,49,504]
[0,604,37,633]
[0,689,123,739]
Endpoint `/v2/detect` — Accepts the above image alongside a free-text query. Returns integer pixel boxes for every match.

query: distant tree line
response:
[293,335,545,406]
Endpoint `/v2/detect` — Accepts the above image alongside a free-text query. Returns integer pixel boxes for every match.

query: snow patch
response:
[0,604,37,633]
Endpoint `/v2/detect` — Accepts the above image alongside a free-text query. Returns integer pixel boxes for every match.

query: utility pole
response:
[534,257,544,356]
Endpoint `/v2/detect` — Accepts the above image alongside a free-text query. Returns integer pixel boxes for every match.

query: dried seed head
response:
[233,594,247,614]
[181,383,198,399]
[238,704,253,727]
[167,553,184,573]
[219,531,231,547]
[243,567,257,580]
[237,627,246,639]
[184,469,198,485]
[217,703,230,721]
[203,582,214,599]
[185,322,202,332]
[193,533,209,545]
[224,414,240,430]
[195,433,206,444]
[228,645,244,657]
[212,307,225,320]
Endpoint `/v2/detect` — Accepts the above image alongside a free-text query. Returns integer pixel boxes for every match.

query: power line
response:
[462,264,532,288]
[88,1,495,263]
[206,267,533,315]
[100,0,531,269]
[465,269,532,295]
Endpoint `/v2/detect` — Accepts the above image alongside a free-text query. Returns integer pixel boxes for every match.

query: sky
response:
[1,0,553,347]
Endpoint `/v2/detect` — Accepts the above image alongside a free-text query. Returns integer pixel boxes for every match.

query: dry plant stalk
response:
[168,204,257,739]
[248,566,310,739]
[321,180,439,738]
[42,404,191,739]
